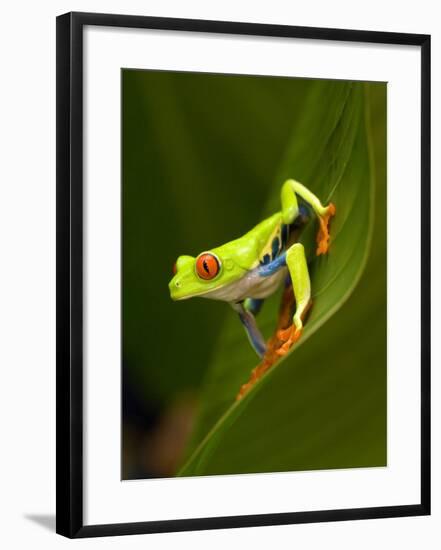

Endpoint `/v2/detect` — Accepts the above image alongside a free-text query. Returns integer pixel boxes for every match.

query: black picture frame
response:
[56,11,431,539]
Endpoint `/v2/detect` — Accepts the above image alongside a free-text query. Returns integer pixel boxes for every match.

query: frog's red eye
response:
[195,253,220,280]
[172,262,177,275]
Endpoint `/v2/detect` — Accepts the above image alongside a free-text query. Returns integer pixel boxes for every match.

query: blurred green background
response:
[122,70,386,479]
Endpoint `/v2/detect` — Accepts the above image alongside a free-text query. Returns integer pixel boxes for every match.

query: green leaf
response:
[178,81,386,477]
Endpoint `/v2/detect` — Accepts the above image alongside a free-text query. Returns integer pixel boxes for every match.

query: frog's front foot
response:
[316,202,336,255]
[275,324,302,356]
[275,297,312,356]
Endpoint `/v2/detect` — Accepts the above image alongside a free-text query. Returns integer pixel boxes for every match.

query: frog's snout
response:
[169,254,196,300]
[169,273,192,301]
[168,276,183,300]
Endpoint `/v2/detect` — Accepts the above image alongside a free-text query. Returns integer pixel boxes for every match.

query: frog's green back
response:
[212,212,282,271]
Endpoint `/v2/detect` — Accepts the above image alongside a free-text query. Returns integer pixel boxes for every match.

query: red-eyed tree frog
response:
[169,179,335,399]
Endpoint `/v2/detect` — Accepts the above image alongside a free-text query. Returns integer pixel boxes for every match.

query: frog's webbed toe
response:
[316,202,336,255]
[275,324,302,356]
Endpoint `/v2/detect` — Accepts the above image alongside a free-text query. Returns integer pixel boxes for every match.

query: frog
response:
[168,179,335,399]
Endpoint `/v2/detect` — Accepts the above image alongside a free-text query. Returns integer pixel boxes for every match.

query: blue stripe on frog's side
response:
[259,204,310,274]
[258,252,287,277]
[258,204,311,278]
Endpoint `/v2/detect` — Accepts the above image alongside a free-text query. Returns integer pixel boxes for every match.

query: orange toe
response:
[316,202,336,256]
[277,326,292,340]
[275,344,289,357]
[275,324,302,356]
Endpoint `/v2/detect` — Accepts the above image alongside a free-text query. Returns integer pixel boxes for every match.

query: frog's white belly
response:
[201,266,288,303]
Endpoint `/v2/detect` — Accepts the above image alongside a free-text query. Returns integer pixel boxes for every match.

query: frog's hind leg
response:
[281,179,336,255]
[236,283,296,400]
[231,301,267,358]
[244,298,264,316]
[276,242,312,357]
[260,278,296,367]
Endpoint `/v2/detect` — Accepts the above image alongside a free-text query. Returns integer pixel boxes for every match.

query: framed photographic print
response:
[56,11,431,538]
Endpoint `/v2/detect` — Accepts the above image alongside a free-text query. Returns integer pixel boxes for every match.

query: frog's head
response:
[169,250,246,301]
